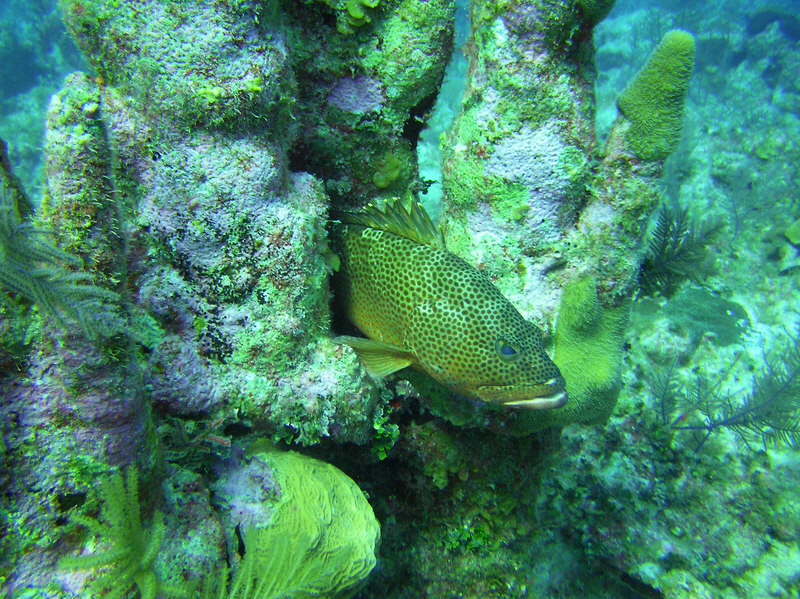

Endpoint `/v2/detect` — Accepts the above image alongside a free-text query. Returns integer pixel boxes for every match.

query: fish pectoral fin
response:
[334,336,415,378]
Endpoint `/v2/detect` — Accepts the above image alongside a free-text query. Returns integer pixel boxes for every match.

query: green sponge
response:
[241,449,381,598]
[550,276,629,425]
[496,276,628,435]
[617,29,696,161]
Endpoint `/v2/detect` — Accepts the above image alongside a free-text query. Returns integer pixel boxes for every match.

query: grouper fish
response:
[331,200,567,410]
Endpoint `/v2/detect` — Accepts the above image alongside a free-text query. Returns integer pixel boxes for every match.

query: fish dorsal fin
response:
[334,335,416,378]
[339,199,445,249]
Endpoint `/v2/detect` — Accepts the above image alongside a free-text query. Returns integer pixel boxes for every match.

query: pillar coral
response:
[442,1,694,315]
[50,0,392,447]
[440,0,694,429]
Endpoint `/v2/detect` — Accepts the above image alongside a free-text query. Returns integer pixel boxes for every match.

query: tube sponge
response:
[551,276,629,425]
[617,29,696,161]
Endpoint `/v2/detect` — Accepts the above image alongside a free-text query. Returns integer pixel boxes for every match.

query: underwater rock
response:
[536,414,800,598]
[442,2,696,326]
[60,0,294,137]
[46,1,384,446]
[155,466,227,591]
[285,0,455,202]
[746,9,800,43]
[1,70,158,593]
[441,0,601,323]
[135,160,381,444]
[3,2,392,585]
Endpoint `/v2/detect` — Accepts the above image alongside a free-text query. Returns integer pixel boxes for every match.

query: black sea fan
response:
[703,328,800,448]
[638,201,723,298]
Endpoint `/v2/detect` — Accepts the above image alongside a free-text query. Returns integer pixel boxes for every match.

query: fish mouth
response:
[475,377,568,410]
[501,390,568,410]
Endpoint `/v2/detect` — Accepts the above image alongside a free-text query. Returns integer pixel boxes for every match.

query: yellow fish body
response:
[331,200,567,410]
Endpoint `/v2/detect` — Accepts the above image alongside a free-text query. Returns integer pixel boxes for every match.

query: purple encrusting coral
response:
[483,123,580,243]
[327,76,385,114]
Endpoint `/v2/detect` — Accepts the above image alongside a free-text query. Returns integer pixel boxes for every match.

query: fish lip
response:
[500,390,568,410]
[475,376,568,410]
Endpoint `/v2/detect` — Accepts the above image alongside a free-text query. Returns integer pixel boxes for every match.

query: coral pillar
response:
[442,0,607,325]
[2,73,158,591]
[440,2,695,430]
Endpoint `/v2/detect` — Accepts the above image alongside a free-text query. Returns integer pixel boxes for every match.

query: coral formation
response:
[251,448,380,597]
[286,0,455,201]
[2,0,799,598]
[550,275,628,426]
[617,30,696,161]
[209,446,380,598]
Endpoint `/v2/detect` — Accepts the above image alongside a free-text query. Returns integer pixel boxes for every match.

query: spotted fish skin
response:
[332,201,567,410]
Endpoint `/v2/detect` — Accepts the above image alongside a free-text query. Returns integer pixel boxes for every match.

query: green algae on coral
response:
[317,0,382,34]
[372,151,402,188]
[617,30,696,161]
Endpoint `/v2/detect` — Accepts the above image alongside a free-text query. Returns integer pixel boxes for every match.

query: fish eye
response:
[495,340,519,361]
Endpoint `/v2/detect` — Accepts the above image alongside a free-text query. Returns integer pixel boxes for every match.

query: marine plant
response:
[650,326,800,450]
[58,468,168,599]
[638,200,722,298]
[59,450,381,599]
